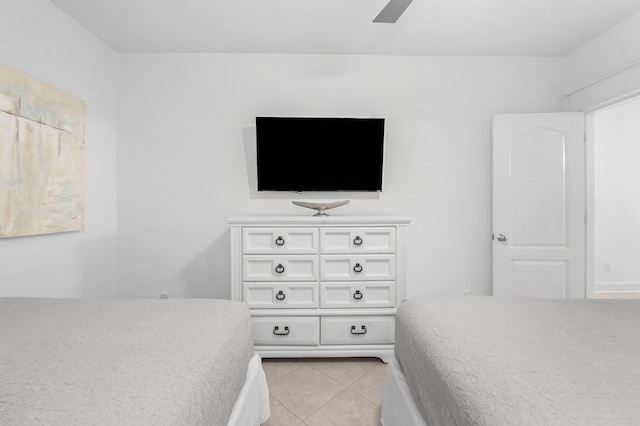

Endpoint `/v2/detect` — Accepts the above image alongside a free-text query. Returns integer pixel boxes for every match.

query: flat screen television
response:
[256,117,385,192]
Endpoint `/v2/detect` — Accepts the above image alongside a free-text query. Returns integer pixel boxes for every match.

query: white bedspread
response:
[0,298,254,425]
[395,297,640,426]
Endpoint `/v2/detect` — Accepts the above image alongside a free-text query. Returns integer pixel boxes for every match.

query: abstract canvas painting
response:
[0,64,85,238]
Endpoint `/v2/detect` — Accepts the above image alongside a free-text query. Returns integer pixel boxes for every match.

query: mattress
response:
[394,297,640,426]
[0,297,254,425]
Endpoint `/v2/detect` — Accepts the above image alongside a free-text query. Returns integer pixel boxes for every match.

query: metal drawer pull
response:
[353,263,363,273]
[273,326,290,336]
[353,235,363,246]
[275,290,286,301]
[350,325,367,335]
[275,236,285,246]
[275,264,285,274]
[353,290,364,300]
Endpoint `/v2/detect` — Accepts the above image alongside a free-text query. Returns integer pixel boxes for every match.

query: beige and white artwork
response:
[0,63,85,238]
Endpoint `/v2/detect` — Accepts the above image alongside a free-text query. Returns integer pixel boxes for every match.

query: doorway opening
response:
[590,95,640,300]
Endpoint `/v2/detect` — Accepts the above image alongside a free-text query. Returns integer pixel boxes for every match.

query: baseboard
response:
[594,282,640,292]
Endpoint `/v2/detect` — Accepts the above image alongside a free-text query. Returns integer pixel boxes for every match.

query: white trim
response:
[565,64,640,112]
[585,112,596,298]
[594,282,640,292]
[578,89,640,113]
[249,307,396,316]
[565,60,640,98]
[256,345,394,363]
[584,95,640,300]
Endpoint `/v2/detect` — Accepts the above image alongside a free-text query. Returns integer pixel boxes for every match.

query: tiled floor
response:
[261,358,386,426]
[594,292,640,299]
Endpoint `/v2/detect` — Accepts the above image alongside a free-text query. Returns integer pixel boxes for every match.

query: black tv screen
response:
[256,117,385,192]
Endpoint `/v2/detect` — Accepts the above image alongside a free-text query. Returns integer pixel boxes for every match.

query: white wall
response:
[0,0,119,298]
[594,96,640,292]
[14,3,640,300]
[117,54,562,299]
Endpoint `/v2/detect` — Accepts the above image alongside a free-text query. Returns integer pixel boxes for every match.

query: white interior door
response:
[493,113,586,298]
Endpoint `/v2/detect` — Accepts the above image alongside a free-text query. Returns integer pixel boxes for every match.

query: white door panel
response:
[510,260,568,298]
[510,130,568,247]
[493,113,585,298]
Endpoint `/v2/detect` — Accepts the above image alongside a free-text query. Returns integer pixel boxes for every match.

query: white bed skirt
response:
[381,356,427,426]
[227,354,271,426]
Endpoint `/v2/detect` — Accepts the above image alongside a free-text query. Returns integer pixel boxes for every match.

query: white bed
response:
[0,297,270,425]
[229,353,271,426]
[382,297,640,426]
[382,355,426,426]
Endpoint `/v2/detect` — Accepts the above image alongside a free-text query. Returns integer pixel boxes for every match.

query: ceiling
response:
[49,0,640,56]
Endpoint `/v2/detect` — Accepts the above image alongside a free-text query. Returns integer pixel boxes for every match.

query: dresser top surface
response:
[227,215,412,226]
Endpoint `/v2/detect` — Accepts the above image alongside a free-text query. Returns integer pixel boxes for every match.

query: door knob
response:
[496,234,507,242]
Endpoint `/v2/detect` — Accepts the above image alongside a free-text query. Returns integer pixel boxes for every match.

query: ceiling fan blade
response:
[373,0,413,23]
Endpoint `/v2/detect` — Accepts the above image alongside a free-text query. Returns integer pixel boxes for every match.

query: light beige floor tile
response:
[308,358,380,386]
[623,293,640,298]
[348,363,387,406]
[594,293,615,299]
[262,359,306,385]
[262,396,305,426]
[594,292,640,299]
[606,294,622,298]
[304,389,382,426]
[269,365,346,419]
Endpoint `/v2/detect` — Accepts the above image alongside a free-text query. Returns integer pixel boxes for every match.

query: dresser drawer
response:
[252,316,320,346]
[244,282,319,308]
[243,228,318,254]
[320,282,396,308]
[321,316,395,345]
[243,255,319,281]
[320,227,396,254]
[320,255,396,281]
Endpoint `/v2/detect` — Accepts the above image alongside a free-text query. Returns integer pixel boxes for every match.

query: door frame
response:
[583,92,640,298]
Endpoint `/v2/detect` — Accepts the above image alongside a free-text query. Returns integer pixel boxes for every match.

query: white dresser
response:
[228,216,411,362]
